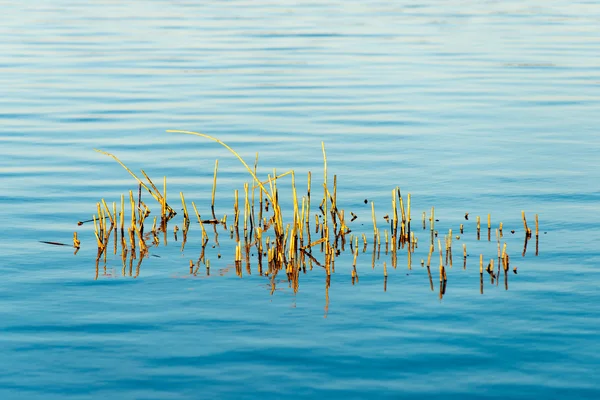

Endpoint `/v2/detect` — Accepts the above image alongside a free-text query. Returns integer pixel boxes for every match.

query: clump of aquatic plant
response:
[72,130,540,306]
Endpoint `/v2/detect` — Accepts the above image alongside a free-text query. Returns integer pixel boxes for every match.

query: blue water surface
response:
[1,1,599,399]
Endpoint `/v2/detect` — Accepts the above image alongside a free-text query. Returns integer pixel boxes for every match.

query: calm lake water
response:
[1,1,600,399]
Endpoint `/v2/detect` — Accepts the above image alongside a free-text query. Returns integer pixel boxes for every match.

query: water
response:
[1,1,600,399]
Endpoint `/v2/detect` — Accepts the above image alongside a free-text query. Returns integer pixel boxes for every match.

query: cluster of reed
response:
[80,150,177,278]
[78,130,539,301]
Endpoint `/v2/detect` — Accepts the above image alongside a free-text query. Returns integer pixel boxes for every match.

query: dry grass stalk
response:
[430,207,434,232]
[406,193,411,241]
[191,201,209,244]
[426,244,434,268]
[244,183,250,237]
[371,201,377,237]
[438,239,446,282]
[479,254,483,274]
[95,149,175,217]
[522,211,532,237]
[392,189,398,237]
[211,159,218,218]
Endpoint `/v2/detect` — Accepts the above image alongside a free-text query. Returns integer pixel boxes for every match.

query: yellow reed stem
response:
[307,170,312,215]
[426,244,434,267]
[497,229,501,259]
[270,169,283,236]
[480,254,483,274]
[129,190,136,228]
[371,201,377,237]
[430,207,435,232]
[101,199,114,225]
[191,201,208,242]
[180,192,188,220]
[292,171,299,227]
[140,169,159,196]
[322,143,329,248]
[97,202,104,236]
[398,188,405,223]
[522,211,531,236]
[252,170,294,190]
[162,176,167,218]
[301,237,327,250]
[407,193,411,224]
[392,189,398,233]
[287,222,295,261]
[211,159,218,210]
[244,183,249,233]
[234,189,239,228]
[73,232,80,249]
[322,142,327,189]
[94,149,157,202]
[299,197,306,241]
[120,194,125,233]
[93,230,103,249]
[93,214,100,242]
[135,226,147,253]
[332,174,337,212]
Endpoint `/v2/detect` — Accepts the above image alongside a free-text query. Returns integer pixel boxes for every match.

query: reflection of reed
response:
[383,262,387,292]
[76,133,541,303]
[535,214,539,256]
[426,244,434,291]
[439,279,447,300]
[438,238,447,299]
[480,271,484,295]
